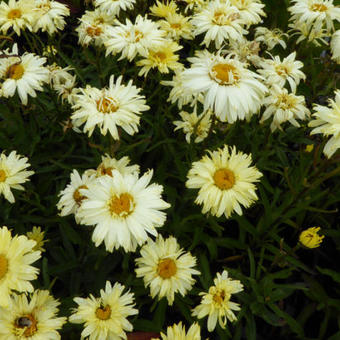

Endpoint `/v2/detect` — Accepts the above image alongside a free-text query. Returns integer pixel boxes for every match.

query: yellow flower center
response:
[213,289,230,305]
[15,314,38,337]
[99,166,114,177]
[275,65,289,76]
[170,23,181,29]
[133,29,143,42]
[153,51,167,62]
[213,168,235,190]
[0,170,6,182]
[96,97,119,114]
[95,305,112,320]
[310,3,327,12]
[73,185,88,206]
[0,254,8,280]
[7,9,21,19]
[86,26,102,37]
[157,258,177,279]
[276,93,297,110]
[6,63,24,80]
[109,193,134,216]
[211,63,240,85]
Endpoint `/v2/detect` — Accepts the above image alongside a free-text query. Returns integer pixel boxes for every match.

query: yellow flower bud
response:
[299,227,324,248]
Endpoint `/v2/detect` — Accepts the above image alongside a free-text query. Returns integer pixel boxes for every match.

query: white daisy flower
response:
[71,75,149,139]
[94,0,136,16]
[288,21,330,46]
[150,1,178,18]
[0,289,66,338]
[230,0,266,26]
[309,90,340,158]
[135,235,200,306]
[32,0,70,35]
[191,0,247,49]
[104,15,166,61]
[158,13,194,41]
[182,50,268,123]
[258,52,306,93]
[255,26,288,50]
[69,281,138,340]
[0,44,49,105]
[192,270,243,332]
[0,0,35,35]
[0,150,34,204]
[77,169,170,252]
[153,322,201,340]
[186,145,262,218]
[331,29,340,63]
[261,85,310,132]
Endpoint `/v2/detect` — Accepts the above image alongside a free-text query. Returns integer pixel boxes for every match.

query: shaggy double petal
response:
[152,322,201,340]
[186,145,262,218]
[77,170,170,252]
[135,235,200,305]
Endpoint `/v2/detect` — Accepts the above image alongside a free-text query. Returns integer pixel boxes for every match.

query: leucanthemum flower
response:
[225,37,261,66]
[0,44,49,105]
[173,108,212,143]
[77,169,170,252]
[0,226,41,307]
[57,169,96,223]
[76,8,116,47]
[182,0,206,12]
[288,21,330,46]
[254,26,288,50]
[258,52,306,93]
[150,0,178,18]
[191,0,247,49]
[0,150,34,203]
[0,289,66,338]
[71,75,149,139]
[182,51,267,123]
[261,85,310,132]
[152,322,201,340]
[230,0,266,26]
[94,0,136,15]
[192,270,243,332]
[288,0,340,32]
[32,0,70,35]
[135,235,200,306]
[331,29,340,63]
[26,226,48,252]
[0,0,35,35]
[69,281,138,340]
[105,15,166,61]
[186,145,262,218]
[159,13,194,41]
[309,90,340,158]
[137,40,183,77]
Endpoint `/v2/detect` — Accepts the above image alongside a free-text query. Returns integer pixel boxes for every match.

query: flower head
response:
[192,270,243,332]
[152,322,201,340]
[135,235,200,306]
[26,226,48,252]
[299,227,324,248]
[94,0,136,16]
[69,281,138,340]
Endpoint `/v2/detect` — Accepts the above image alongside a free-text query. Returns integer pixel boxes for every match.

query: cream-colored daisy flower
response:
[135,235,200,306]
[182,50,267,123]
[0,289,66,338]
[77,169,170,252]
[288,21,330,46]
[32,0,70,35]
[254,26,288,50]
[192,270,243,332]
[94,0,136,16]
[95,154,140,178]
[173,108,212,143]
[0,150,34,203]
[104,15,166,61]
[0,44,49,105]
[76,8,116,47]
[191,0,247,48]
[309,90,340,158]
[258,52,306,93]
[0,226,41,307]
[331,29,340,63]
[26,226,48,252]
[0,0,35,35]
[152,322,201,340]
[69,281,138,340]
[71,75,149,139]
[159,13,194,41]
[230,0,266,26]
[137,40,183,77]
[150,0,178,18]
[261,85,310,132]
[57,169,96,223]
[182,0,206,12]
[288,0,340,32]
[186,145,262,218]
